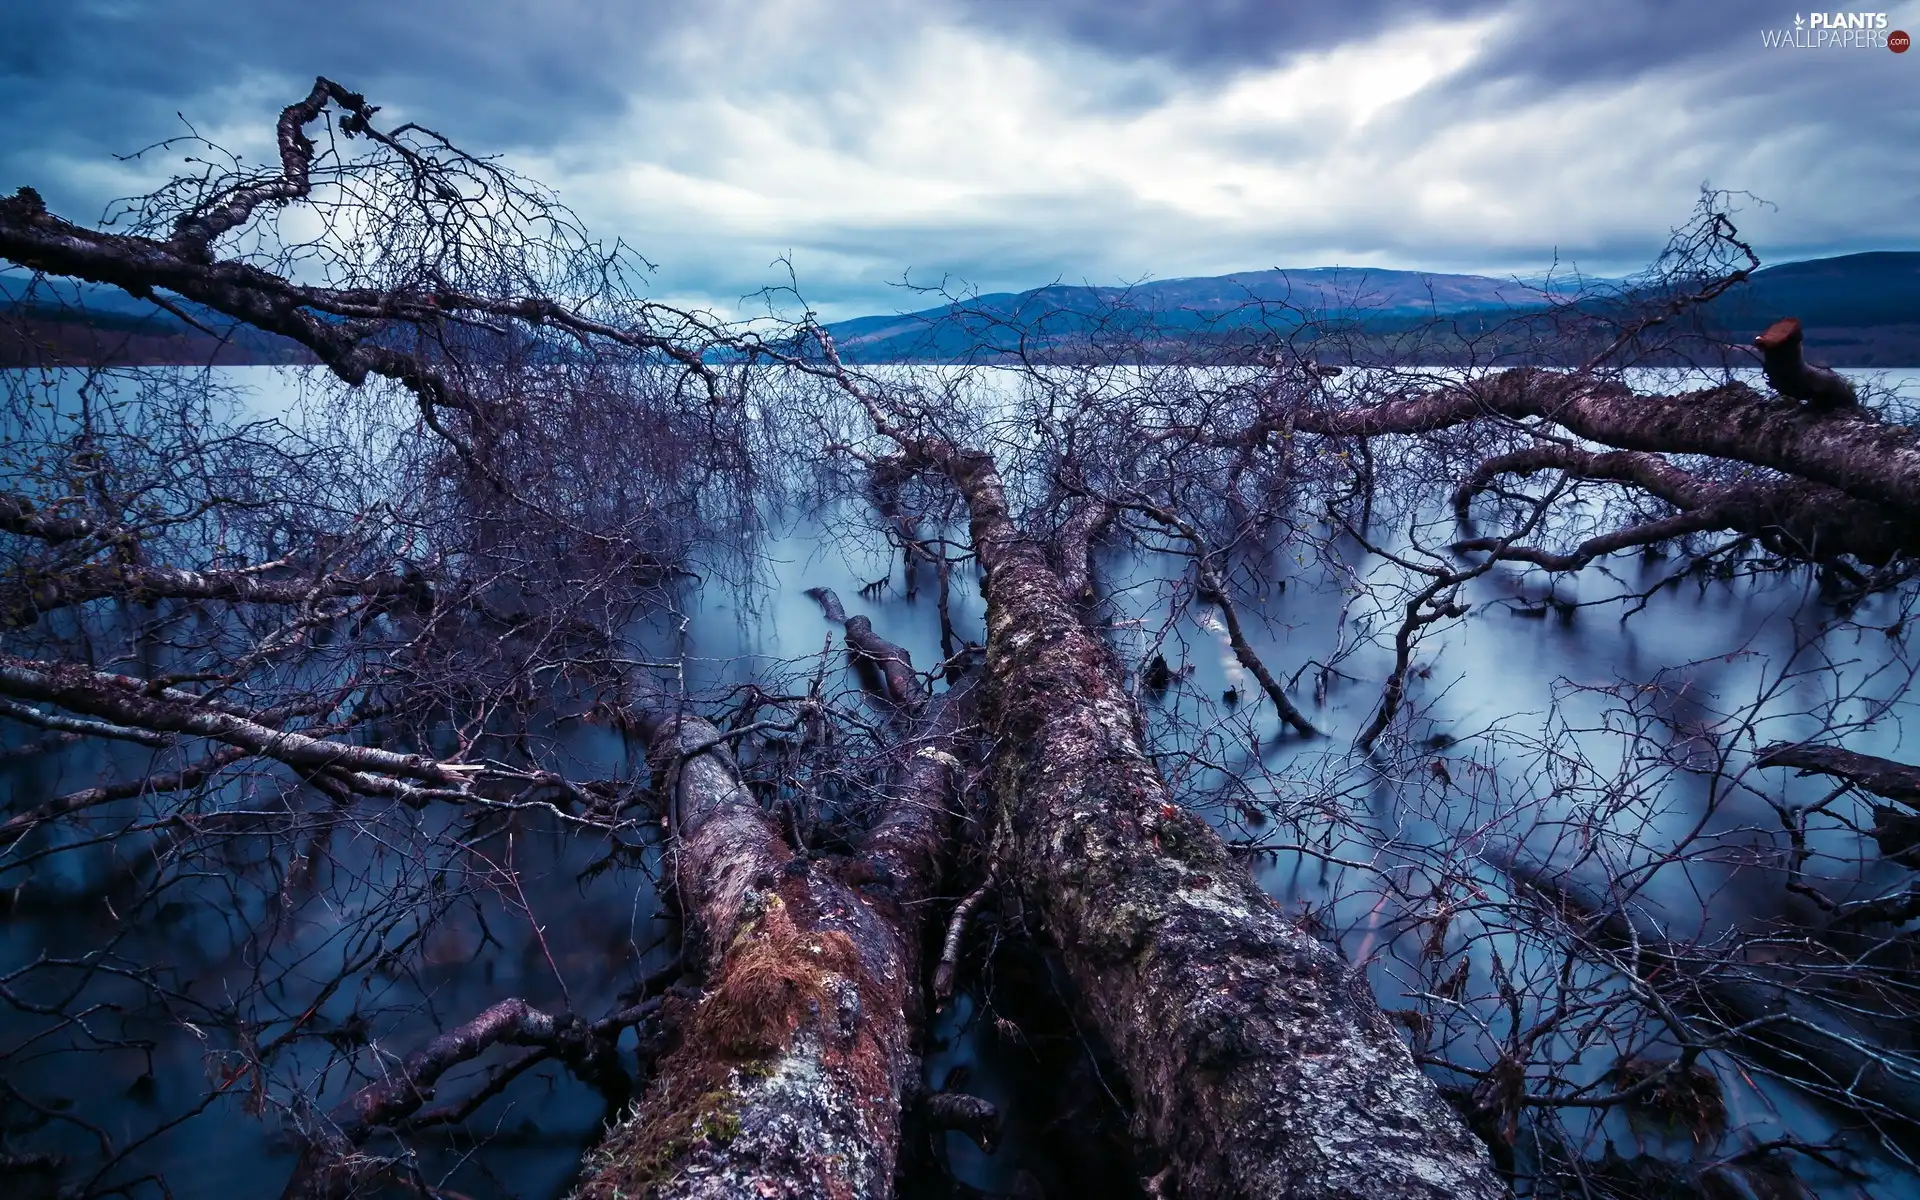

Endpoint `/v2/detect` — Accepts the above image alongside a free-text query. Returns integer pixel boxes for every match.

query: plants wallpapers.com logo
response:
[1761,10,1909,48]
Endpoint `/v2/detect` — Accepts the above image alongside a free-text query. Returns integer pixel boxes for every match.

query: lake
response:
[4,364,1919,1198]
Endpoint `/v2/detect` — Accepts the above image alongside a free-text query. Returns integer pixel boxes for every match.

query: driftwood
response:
[807,586,929,712]
[0,78,1532,1198]
[932,860,996,1006]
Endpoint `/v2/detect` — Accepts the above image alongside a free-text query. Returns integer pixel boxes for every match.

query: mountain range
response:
[821,252,1920,364]
[4,251,1917,367]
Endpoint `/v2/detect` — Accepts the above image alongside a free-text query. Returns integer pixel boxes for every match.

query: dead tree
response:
[1491,845,1920,1133]
[1756,742,1920,811]
[26,76,1920,1200]
[1285,365,1919,588]
[284,999,650,1200]
[811,336,1505,1199]
[574,610,980,1199]
[0,81,783,1200]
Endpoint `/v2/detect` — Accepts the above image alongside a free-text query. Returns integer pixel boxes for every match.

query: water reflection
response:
[4,365,1918,1198]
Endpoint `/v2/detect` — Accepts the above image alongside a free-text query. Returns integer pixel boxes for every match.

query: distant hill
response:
[824,252,1920,364]
[0,275,314,367]
[1698,252,1920,367]
[4,252,1916,367]
[1717,251,1920,329]
[823,267,1559,361]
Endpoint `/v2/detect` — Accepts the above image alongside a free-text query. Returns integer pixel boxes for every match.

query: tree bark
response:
[0,560,427,626]
[896,436,1503,1198]
[0,657,462,784]
[1448,446,1918,568]
[1288,368,1920,520]
[1756,742,1920,812]
[808,586,929,712]
[576,672,971,1199]
[1754,318,1857,411]
[1052,496,1115,606]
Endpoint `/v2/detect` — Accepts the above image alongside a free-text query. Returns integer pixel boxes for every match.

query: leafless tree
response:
[6,82,1920,1200]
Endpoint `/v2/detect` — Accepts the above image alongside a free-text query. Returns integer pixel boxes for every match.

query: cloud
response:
[954,0,1501,72]
[3,0,1916,318]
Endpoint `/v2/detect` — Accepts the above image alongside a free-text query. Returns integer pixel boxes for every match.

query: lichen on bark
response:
[576,659,973,1199]
[889,433,1507,1198]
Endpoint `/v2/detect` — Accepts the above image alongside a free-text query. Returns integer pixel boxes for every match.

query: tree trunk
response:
[574,672,970,1199]
[1757,742,1920,812]
[899,437,1504,1199]
[1754,317,1858,410]
[1448,447,1917,567]
[1289,369,1920,519]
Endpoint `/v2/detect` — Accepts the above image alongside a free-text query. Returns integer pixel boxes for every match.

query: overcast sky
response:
[3,0,1917,318]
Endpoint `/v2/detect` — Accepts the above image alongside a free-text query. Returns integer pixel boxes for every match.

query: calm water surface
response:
[5,365,1919,1197]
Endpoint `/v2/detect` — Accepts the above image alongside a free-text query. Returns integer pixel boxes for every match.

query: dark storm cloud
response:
[1466,1,1765,84]
[959,0,1849,91]
[955,0,1500,71]
[1030,0,1795,81]
[1,0,1915,317]
[0,0,692,211]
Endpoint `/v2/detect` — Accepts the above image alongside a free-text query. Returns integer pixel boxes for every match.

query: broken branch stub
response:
[1755,317,1858,411]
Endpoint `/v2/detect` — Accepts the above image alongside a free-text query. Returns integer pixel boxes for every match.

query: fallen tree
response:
[575,611,981,1199]
[1287,369,1920,519]
[814,339,1506,1199]
[1446,446,1917,570]
[19,78,1920,1200]
[1279,348,1920,588]
[1756,742,1920,812]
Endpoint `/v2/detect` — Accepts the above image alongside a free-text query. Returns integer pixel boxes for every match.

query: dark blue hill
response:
[823,253,1920,363]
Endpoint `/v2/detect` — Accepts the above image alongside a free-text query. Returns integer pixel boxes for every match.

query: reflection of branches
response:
[1110,491,1319,736]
